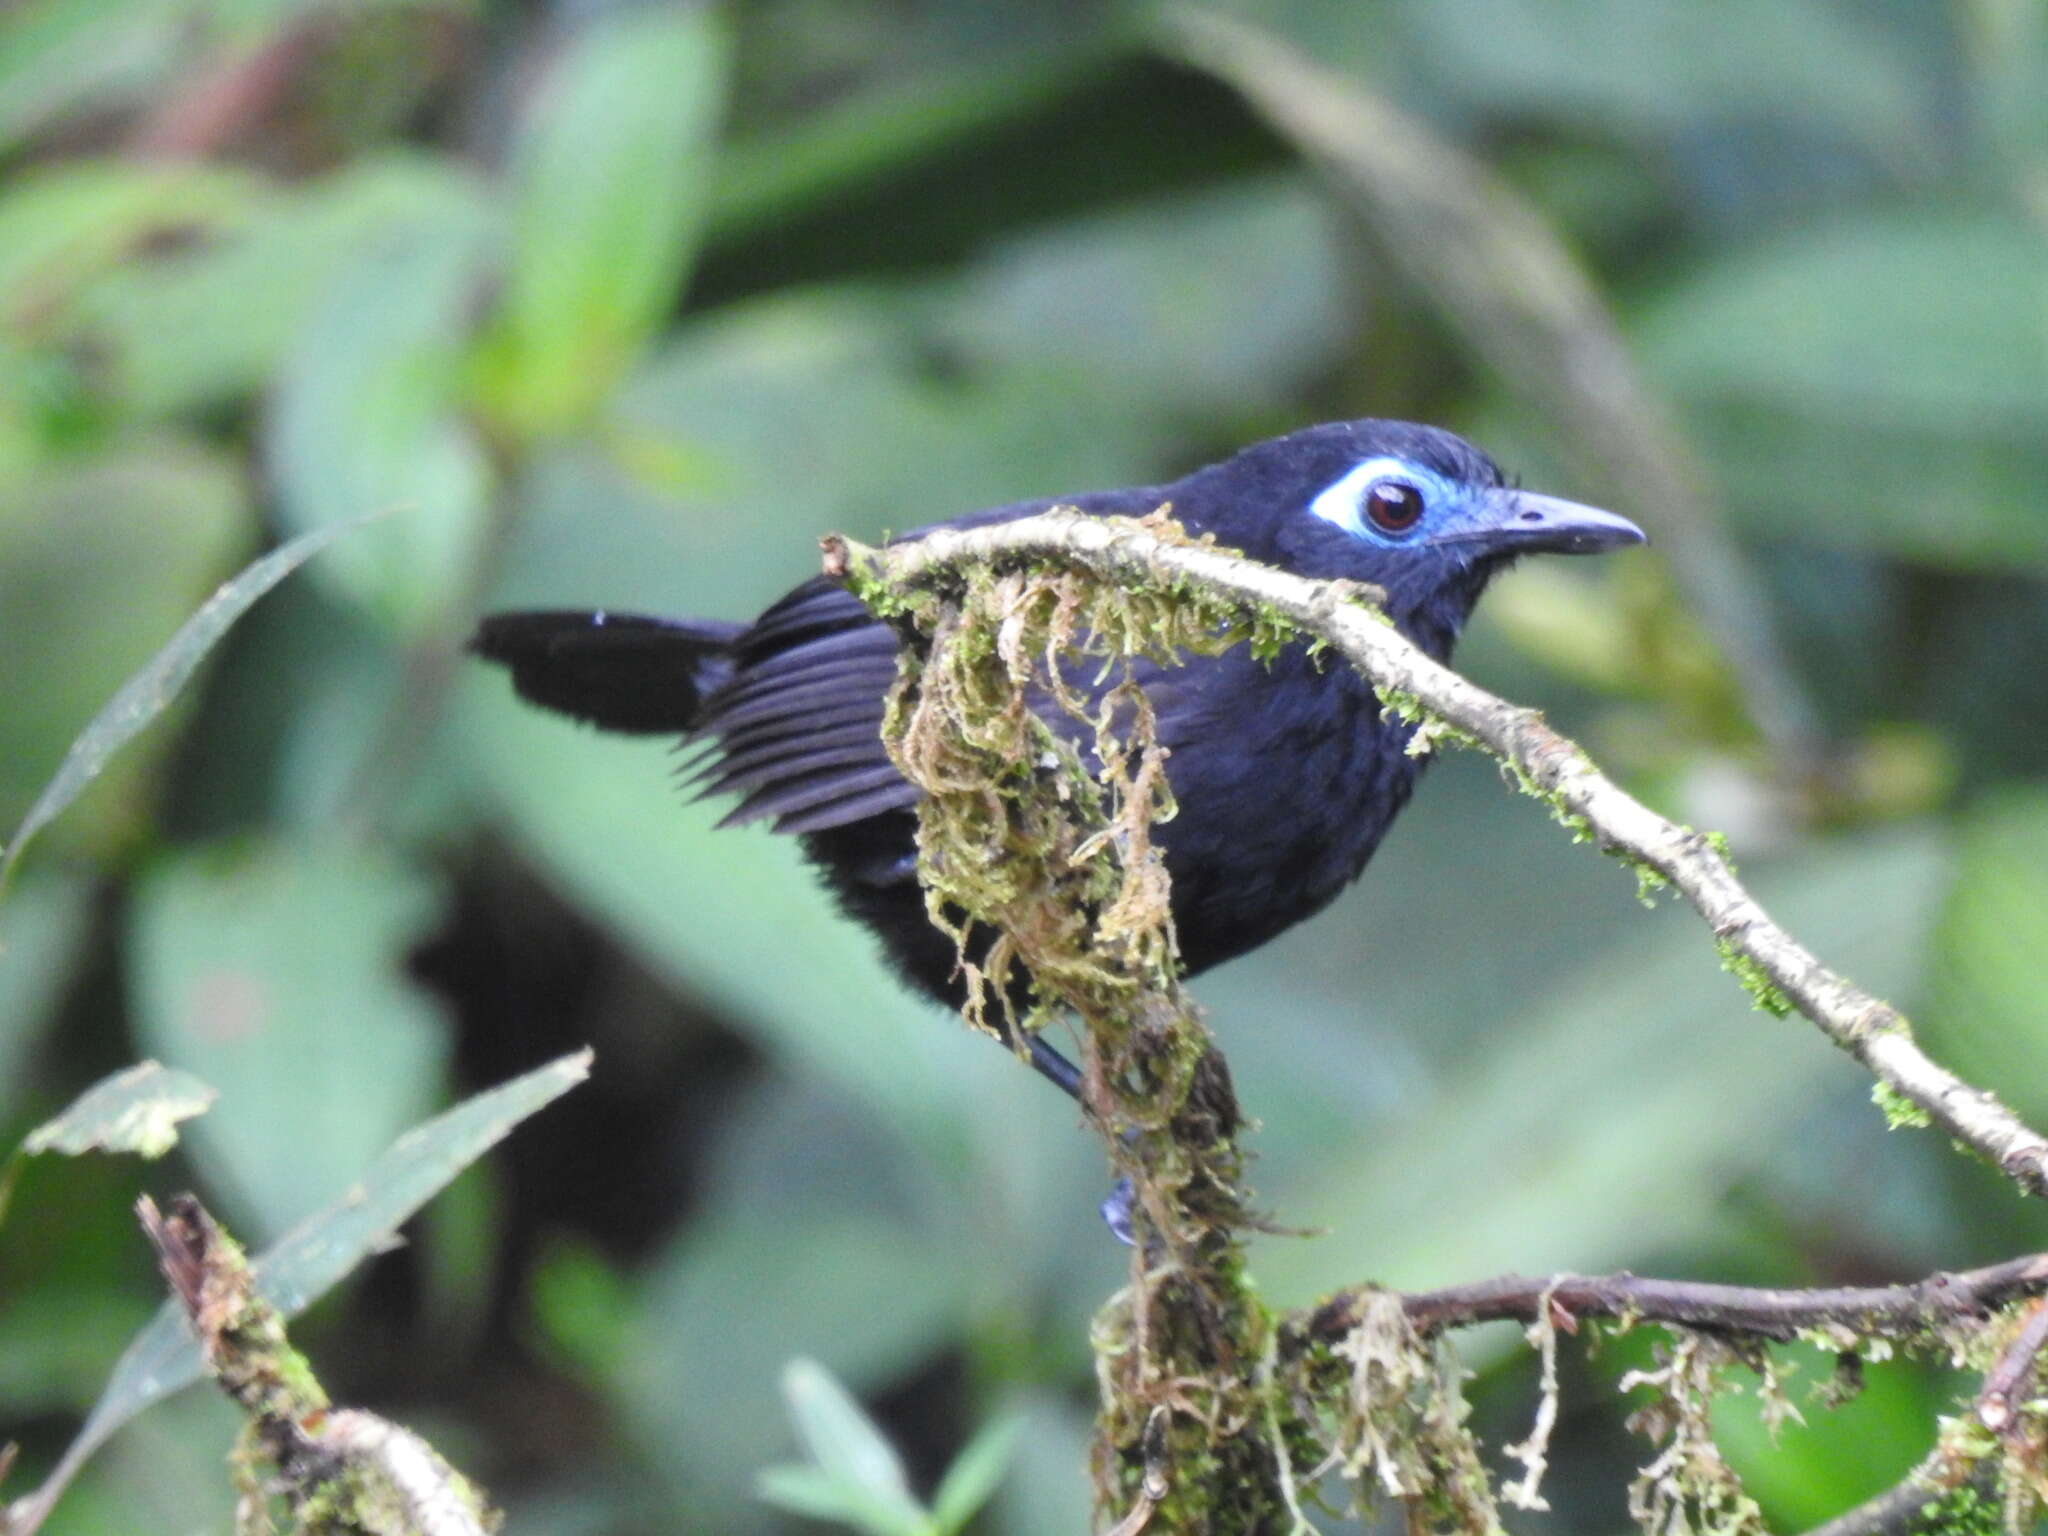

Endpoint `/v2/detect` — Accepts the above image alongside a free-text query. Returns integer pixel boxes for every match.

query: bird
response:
[472,419,1645,1102]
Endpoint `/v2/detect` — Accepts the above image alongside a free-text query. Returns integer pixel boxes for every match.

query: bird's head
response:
[1176,420,1645,659]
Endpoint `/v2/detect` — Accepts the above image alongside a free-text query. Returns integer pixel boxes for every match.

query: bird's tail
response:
[469,611,746,735]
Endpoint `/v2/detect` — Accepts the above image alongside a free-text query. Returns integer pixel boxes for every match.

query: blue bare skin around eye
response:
[1306,455,1449,544]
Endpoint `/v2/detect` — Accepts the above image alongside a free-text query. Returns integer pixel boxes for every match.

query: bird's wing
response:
[693,487,1175,836]
[687,576,913,833]
[471,611,746,734]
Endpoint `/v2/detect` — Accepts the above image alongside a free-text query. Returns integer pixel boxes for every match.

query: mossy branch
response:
[1322,1255,2048,1346]
[137,1194,499,1536]
[823,510,2048,1534]
[829,512,1287,1530]
[825,508,2048,1198]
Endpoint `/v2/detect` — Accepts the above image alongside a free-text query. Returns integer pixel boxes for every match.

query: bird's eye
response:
[1364,480,1425,534]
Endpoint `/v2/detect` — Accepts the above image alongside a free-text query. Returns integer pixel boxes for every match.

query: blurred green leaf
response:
[0,462,303,887]
[0,0,190,154]
[757,1465,915,1535]
[939,175,1344,415]
[0,1049,590,1536]
[477,5,728,436]
[709,43,1113,242]
[82,154,490,420]
[125,836,451,1239]
[495,291,1168,619]
[1255,823,1951,1299]
[767,1358,927,1535]
[22,1061,214,1158]
[1396,0,1932,165]
[253,1047,590,1315]
[0,1283,155,1417]
[1965,0,2048,196]
[1,1058,212,1239]
[0,872,90,1121]
[3,1061,214,1240]
[0,160,257,315]
[622,1204,962,1523]
[528,1234,633,1385]
[929,1411,1022,1533]
[1640,207,2048,571]
[265,193,493,630]
[29,1387,243,1536]
[1924,786,2048,1122]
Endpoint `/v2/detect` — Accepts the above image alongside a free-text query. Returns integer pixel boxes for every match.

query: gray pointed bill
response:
[1480,490,1647,555]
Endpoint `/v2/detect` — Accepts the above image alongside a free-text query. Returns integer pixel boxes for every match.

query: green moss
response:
[1620,1330,1770,1536]
[1715,938,1795,1017]
[1873,1081,1934,1131]
[1916,1483,2002,1536]
[1304,1289,1506,1534]
[849,514,1308,1529]
[1495,755,1595,844]
[1624,855,1670,907]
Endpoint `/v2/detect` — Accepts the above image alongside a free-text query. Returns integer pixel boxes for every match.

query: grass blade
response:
[0,516,375,902]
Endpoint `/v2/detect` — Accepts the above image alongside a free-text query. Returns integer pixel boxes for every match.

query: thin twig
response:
[1802,1295,2048,1536]
[826,511,2048,1197]
[1296,1256,2048,1346]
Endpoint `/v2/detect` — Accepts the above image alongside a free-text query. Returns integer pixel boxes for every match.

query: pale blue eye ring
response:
[1308,457,1436,542]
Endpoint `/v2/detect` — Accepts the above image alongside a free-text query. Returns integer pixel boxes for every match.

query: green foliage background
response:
[0,1,2044,1531]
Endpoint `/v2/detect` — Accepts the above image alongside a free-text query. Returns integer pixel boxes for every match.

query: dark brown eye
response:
[1365,480,1425,533]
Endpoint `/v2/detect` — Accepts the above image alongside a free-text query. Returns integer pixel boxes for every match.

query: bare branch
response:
[1297,1256,2048,1346]
[825,511,2048,1198]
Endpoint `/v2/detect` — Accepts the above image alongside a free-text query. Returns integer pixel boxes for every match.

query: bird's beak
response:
[1471,490,1647,555]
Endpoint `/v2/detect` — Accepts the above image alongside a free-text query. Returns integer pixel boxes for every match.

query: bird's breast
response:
[1149,645,1425,975]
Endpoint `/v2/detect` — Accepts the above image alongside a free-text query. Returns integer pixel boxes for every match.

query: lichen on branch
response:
[827,506,2048,1200]
[824,511,1295,1054]
[821,509,2048,1535]
[827,512,1304,1531]
[134,1194,498,1536]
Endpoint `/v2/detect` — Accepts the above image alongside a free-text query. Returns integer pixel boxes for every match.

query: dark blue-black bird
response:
[473,419,1644,1100]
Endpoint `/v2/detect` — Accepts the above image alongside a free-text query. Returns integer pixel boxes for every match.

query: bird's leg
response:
[1010,1029,1143,1246]
[1024,1033,1084,1100]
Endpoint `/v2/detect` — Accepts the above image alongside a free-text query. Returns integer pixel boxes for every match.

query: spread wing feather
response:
[772,780,924,836]
[700,736,905,798]
[721,764,911,828]
[691,488,1170,838]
